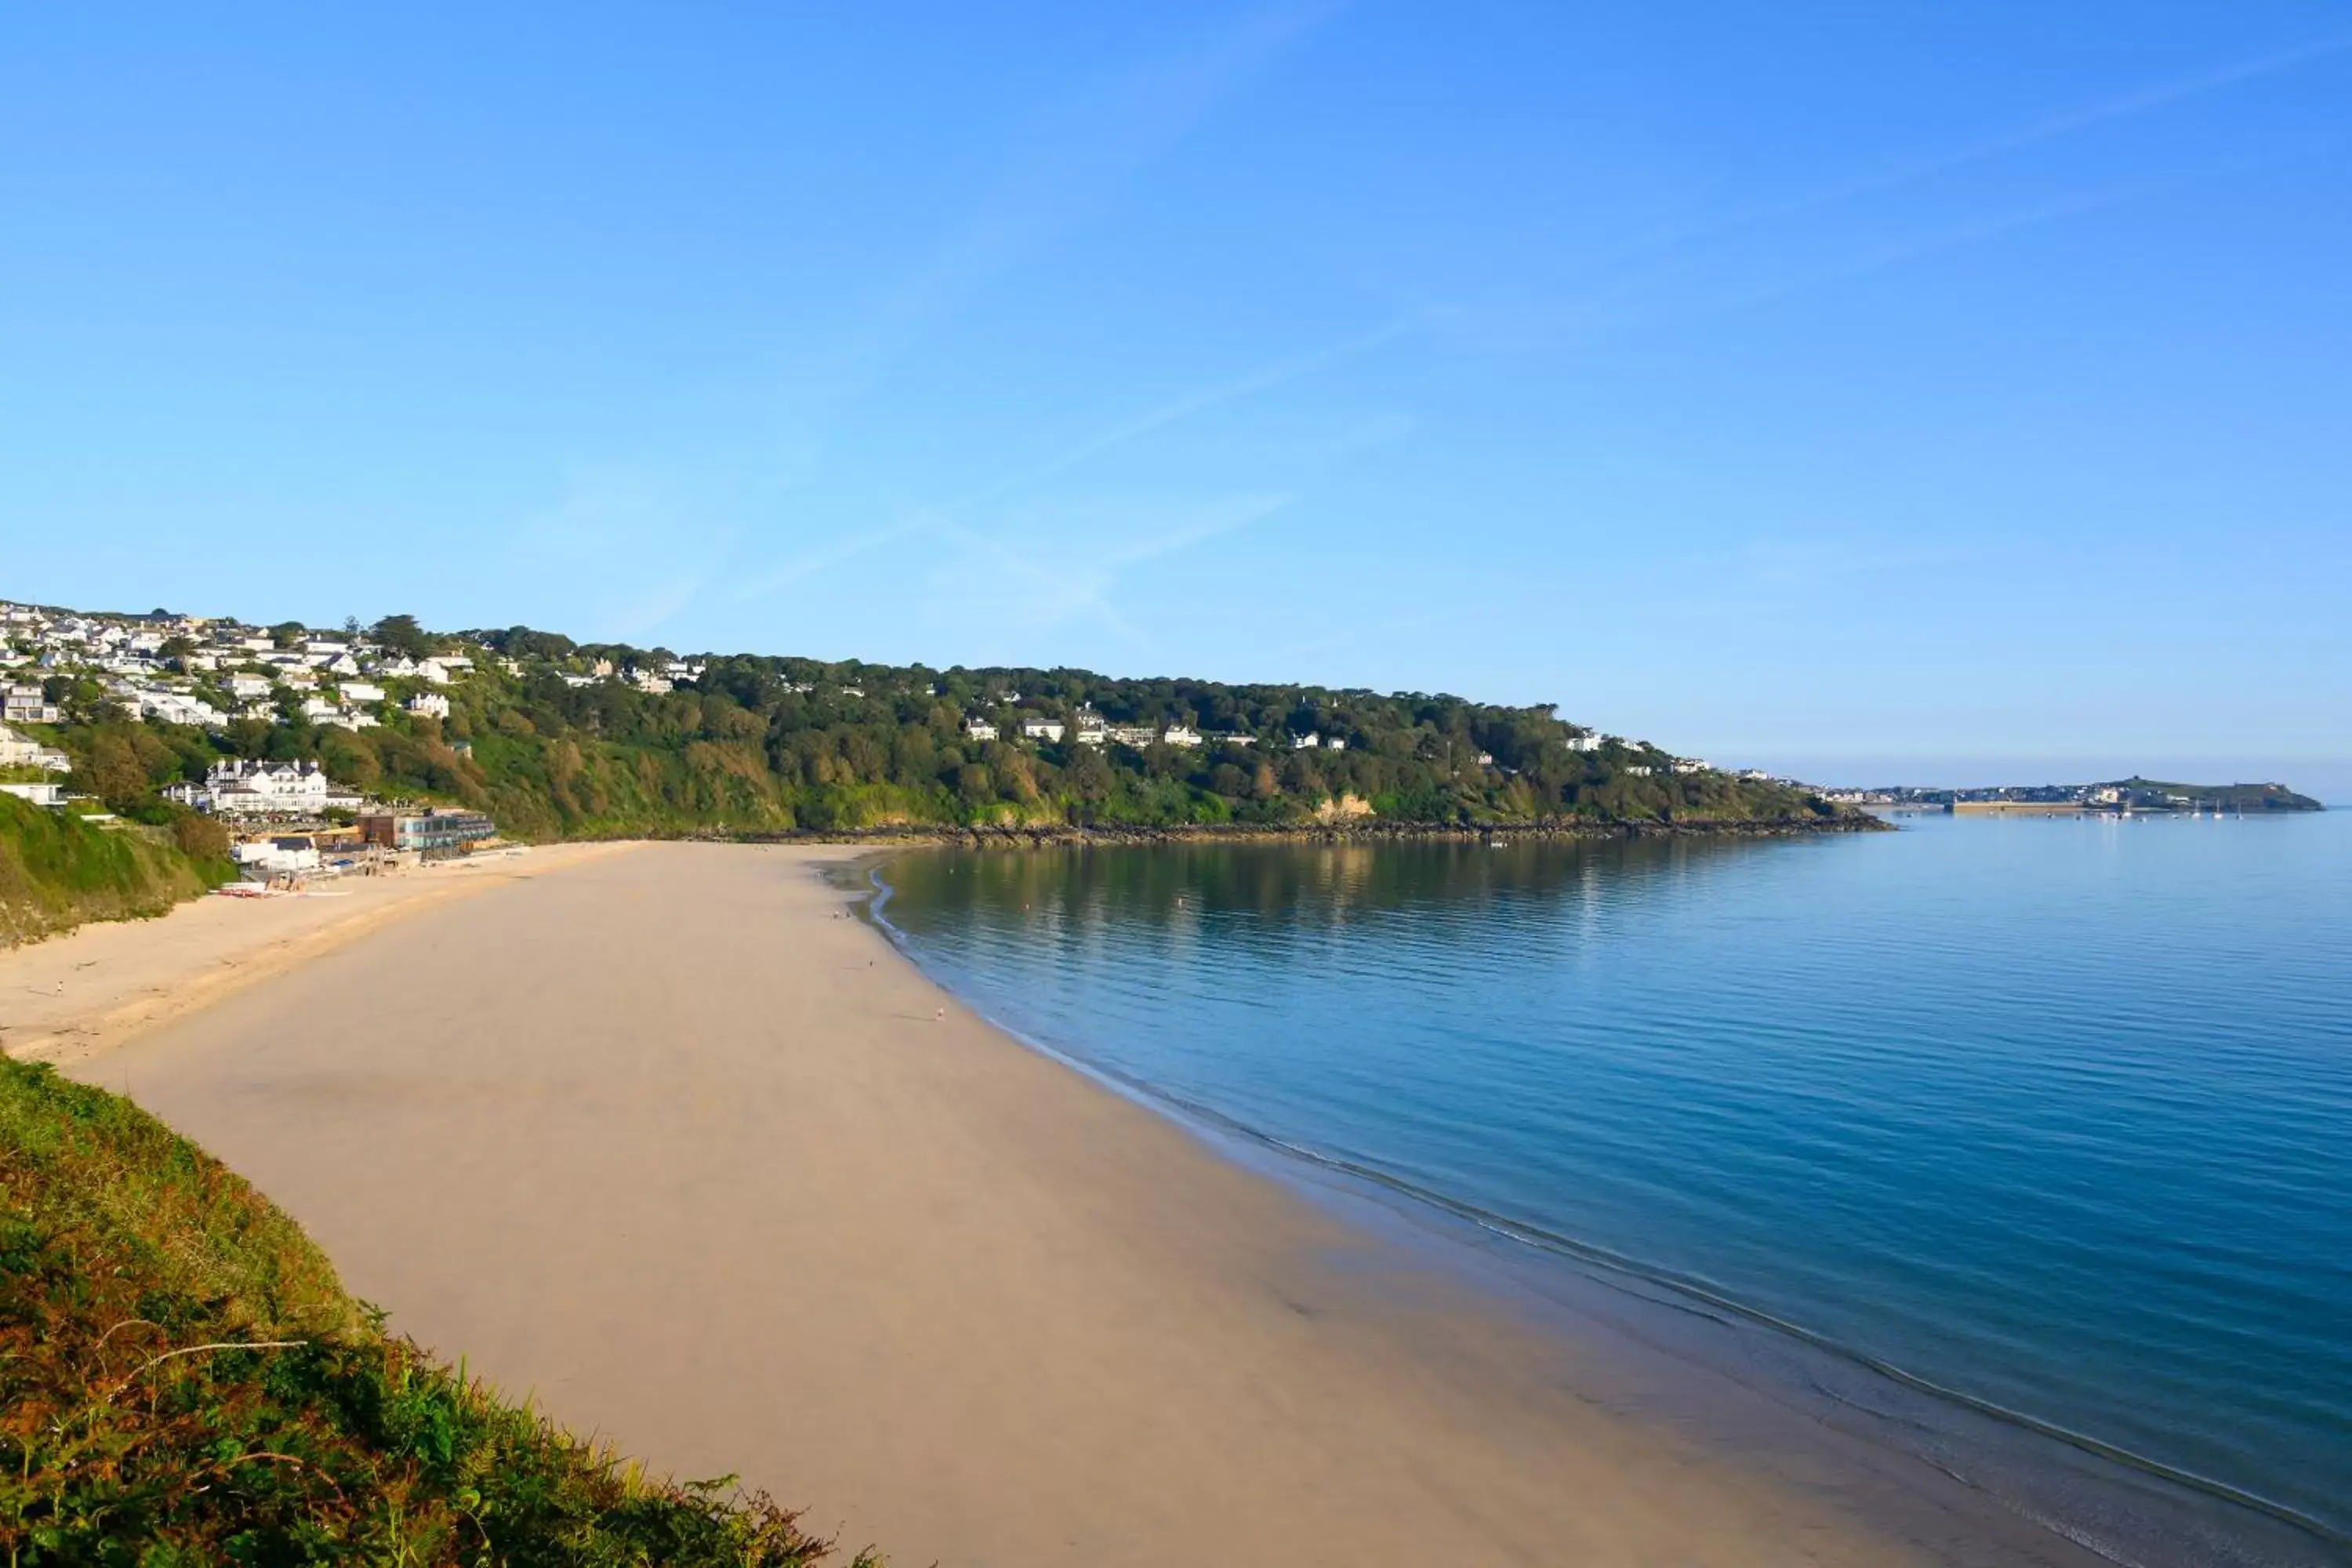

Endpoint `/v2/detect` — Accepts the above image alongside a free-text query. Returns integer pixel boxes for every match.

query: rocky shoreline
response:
[687,812,1895,851]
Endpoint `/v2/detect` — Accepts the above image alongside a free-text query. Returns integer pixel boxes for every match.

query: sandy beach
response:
[34,843,2101,1566]
[2,841,627,1065]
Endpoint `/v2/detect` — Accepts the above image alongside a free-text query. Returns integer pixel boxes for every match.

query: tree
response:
[996,751,1040,804]
[318,731,381,793]
[73,732,148,809]
[372,614,434,659]
[172,810,230,862]
[493,625,575,661]
[1065,743,1114,804]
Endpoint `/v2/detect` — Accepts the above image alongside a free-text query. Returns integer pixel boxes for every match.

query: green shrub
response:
[169,808,231,862]
[0,794,226,946]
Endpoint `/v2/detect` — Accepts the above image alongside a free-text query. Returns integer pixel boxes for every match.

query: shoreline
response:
[858,853,2347,1568]
[34,841,2214,1566]
[617,811,1895,849]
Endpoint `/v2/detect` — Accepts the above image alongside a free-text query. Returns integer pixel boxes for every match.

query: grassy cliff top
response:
[0,793,230,947]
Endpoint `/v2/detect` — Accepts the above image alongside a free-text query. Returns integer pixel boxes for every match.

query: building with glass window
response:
[354,808,497,855]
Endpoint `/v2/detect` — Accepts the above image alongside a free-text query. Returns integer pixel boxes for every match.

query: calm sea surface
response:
[873,813,2351,1552]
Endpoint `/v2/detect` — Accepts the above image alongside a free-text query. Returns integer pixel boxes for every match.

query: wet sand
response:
[53,844,2097,1566]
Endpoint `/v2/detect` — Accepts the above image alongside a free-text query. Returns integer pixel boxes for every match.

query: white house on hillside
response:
[0,723,69,772]
[135,690,226,728]
[202,759,360,817]
[3,684,60,725]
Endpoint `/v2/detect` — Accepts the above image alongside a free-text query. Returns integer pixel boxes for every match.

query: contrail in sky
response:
[1635,31,2352,263]
[952,310,1425,512]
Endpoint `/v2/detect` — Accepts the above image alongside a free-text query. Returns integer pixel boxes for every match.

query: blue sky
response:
[3,5,2347,793]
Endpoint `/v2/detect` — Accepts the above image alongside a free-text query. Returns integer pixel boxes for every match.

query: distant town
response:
[1817,780,2322,815]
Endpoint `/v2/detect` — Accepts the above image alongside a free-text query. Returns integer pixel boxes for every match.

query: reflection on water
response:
[875,818,2352,1549]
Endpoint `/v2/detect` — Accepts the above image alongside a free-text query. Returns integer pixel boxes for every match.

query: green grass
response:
[0,1057,877,1566]
[0,795,230,947]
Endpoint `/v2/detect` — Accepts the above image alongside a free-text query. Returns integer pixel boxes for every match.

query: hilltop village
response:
[1831,780,2322,815]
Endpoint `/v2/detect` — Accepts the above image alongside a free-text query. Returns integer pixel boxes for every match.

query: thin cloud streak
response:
[771,2,1350,445]
[1537,149,2285,354]
[919,511,1148,643]
[1495,29,2352,351]
[952,310,1425,512]
[1697,184,2146,320]
[1103,492,1295,569]
[911,313,1416,631]
[734,310,1411,607]
[1639,31,2352,266]
[738,5,1356,616]
[909,492,1301,647]
[727,521,922,602]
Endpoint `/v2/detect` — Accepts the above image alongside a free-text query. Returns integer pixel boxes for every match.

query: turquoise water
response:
[873,813,2352,1553]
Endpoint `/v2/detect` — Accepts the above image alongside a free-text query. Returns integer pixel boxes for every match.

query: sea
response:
[869,811,2351,1566]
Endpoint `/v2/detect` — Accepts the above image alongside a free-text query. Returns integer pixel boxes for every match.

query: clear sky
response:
[4,5,2347,794]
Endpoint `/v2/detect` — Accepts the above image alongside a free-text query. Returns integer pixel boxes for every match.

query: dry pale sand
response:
[1,841,628,1064]
[53,844,2082,1566]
